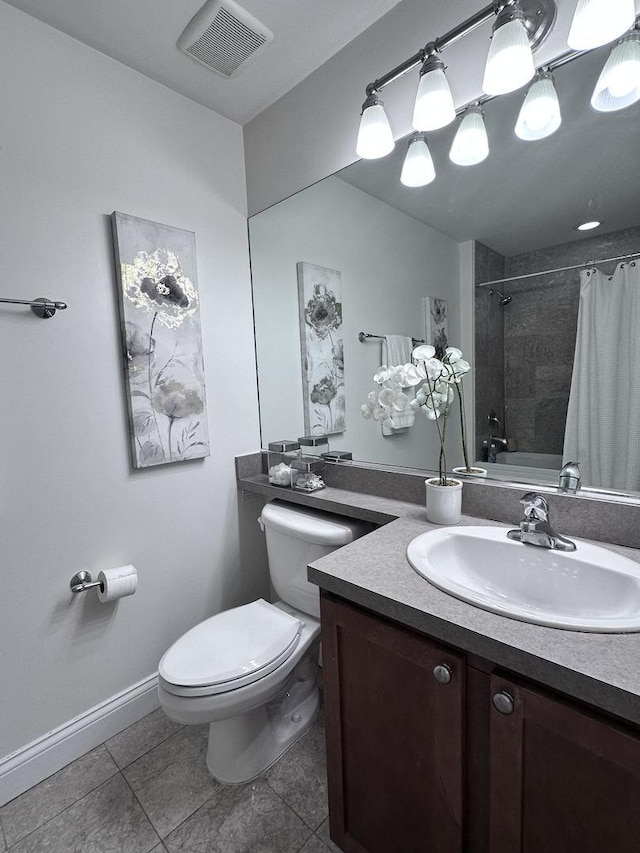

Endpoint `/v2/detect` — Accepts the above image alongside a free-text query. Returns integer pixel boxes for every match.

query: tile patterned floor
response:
[0,708,342,853]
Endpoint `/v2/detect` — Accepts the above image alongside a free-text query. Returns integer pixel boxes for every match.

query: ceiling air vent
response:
[178,0,273,78]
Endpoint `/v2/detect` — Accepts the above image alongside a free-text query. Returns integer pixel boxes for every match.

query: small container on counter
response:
[291,456,326,492]
[267,440,300,487]
[321,450,352,462]
[298,435,329,458]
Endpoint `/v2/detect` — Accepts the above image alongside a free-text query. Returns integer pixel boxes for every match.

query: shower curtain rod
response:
[476,251,640,289]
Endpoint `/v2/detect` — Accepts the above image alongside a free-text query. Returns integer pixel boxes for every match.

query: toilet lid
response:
[159,599,302,689]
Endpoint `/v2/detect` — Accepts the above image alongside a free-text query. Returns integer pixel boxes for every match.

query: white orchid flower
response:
[373,365,390,384]
[412,344,436,361]
[392,391,409,411]
[422,405,440,420]
[397,363,422,387]
[378,387,395,408]
[445,347,463,362]
[361,404,373,420]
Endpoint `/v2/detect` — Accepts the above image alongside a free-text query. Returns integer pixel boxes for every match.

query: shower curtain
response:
[563,261,640,492]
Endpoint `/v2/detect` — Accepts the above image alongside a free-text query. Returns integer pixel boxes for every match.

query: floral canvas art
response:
[297,262,345,436]
[424,296,449,359]
[112,212,210,468]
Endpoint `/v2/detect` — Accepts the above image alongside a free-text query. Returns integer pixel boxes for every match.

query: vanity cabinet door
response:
[489,673,640,853]
[321,592,465,853]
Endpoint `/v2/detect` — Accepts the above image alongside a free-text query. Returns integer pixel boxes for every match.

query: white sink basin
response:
[407,526,640,632]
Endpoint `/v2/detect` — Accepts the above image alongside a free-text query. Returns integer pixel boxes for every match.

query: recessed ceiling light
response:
[576,220,602,231]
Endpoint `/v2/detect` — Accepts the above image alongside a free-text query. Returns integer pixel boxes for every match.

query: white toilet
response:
[157,500,368,784]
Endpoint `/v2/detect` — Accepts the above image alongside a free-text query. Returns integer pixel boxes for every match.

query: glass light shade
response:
[400,136,436,187]
[482,18,536,96]
[356,101,394,159]
[412,68,456,131]
[568,0,636,50]
[591,34,640,112]
[515,74,562,140]
[449,108,489,166]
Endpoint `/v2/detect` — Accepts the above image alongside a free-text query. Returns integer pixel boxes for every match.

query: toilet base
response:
[206,655,320,784]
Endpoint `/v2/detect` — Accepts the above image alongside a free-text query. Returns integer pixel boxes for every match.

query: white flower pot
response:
[452,466,487,478]
[425,477,463,525]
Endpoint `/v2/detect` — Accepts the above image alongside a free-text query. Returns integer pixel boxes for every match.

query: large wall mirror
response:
[249,37,640,499]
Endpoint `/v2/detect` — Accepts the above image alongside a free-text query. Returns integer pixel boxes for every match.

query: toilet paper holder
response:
[70,571,103,594]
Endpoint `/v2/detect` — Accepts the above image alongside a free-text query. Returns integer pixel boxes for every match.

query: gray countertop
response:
[239,474,640,725]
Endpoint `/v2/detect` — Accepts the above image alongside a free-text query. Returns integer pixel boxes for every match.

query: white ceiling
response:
[3,0,402,125]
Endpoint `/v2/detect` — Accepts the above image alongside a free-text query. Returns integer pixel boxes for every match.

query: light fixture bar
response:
[365,4,496,97]
[361,1,617,108]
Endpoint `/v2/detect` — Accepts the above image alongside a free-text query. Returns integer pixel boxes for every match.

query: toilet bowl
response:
[158,501,369,784]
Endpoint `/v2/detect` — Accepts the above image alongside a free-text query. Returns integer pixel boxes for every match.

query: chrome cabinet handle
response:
[433,664,453,684]
[492,691,515,715]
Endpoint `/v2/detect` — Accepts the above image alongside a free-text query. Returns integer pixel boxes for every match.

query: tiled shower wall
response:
[474,242,505,456]
[475,226,640,455]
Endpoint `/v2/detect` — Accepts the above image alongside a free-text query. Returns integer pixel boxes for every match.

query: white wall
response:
[250,176,462,470]
[243,0,582,215]
[0,4,265,759]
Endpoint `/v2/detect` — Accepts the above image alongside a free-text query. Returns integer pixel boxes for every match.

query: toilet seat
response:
[159,599,302,698]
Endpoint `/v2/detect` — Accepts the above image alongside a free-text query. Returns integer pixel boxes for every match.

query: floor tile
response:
[316,818,343,852]
[299,836,332,852]
[265,714,328,830]
[8,773,159,853]
[164,778,311,853]
[0,825,5,851]
[105,709,182,770]
[0,745,118,847]
[123,725,218,838]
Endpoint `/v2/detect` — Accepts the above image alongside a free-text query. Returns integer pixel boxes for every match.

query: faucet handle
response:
[520,492,549,522]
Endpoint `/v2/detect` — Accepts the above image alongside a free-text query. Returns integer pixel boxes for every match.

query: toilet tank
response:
[259,501,371,619]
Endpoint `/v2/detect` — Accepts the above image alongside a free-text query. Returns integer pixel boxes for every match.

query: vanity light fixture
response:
[515,70,562,140]
[412,45,456,131]
[400,133,436,187]
[449,106,490,166]
[482,1,536,96]
[576,220,602,231]
[591,31,640,113]
[356,93,395,160]
[568,0,636,51]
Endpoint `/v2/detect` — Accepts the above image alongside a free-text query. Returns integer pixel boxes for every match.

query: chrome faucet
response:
[559,461,581,494]
[490,436,508,450]
[507,493,577,552]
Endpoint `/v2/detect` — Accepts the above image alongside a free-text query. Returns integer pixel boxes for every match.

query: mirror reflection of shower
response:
[490,289,512,306]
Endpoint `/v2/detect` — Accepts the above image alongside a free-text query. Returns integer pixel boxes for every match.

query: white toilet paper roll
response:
[97,564,138,603]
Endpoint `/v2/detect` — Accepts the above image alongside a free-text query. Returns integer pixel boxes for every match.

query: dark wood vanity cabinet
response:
[489,673,640,853]
[321,593,466,853]
[321,592,640,853]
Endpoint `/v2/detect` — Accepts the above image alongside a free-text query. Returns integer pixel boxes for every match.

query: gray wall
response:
[0,4,266,759]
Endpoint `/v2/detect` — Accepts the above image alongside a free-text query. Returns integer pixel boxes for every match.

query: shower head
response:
[490,289,512,306]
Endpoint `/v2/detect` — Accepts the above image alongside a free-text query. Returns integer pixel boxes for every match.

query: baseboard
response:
[0,673,159,806]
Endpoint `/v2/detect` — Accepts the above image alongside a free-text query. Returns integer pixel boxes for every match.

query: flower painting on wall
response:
[112,212,210,468]
[424,296,449,359]
[297,262,345,436]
